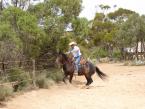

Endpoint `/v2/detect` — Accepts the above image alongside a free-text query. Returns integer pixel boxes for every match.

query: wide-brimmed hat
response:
[69,41,77,46]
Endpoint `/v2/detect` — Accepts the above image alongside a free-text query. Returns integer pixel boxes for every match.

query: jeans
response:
[74,56,81,72]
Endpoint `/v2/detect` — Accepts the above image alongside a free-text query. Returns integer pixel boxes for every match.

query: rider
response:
[67,41,82,74]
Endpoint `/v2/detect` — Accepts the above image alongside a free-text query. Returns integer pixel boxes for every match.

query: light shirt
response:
[70,46,81,58]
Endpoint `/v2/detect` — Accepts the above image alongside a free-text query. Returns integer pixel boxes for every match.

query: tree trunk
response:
[0,0,3,11]
[135,41,139,60]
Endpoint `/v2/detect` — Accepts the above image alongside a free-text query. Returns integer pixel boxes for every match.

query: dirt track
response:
[1,63,145,109]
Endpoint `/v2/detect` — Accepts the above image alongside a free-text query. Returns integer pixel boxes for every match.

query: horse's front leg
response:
[69,73,73,83]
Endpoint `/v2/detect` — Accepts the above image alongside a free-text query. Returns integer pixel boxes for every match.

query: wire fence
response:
[0,59,52,87]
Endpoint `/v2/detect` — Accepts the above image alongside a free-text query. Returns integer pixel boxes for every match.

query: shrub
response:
[97,48,108,58]
[89,48,108,59]
[46,70,63,83]
[112,49,121,59]
[80,45,90,58]
[7,68,30,91]
[36,73,54,89]
[0,85,13,101]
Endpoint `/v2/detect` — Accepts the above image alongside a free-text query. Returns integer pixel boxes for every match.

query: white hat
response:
[69,41,77,46]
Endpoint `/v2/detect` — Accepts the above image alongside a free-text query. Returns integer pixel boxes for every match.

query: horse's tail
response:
[96,66,107,80]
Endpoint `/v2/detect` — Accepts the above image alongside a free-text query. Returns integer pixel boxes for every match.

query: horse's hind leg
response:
[84,75,90,86]
[85,75,93,86]
[69,74,73,83]
[88,77,93,85]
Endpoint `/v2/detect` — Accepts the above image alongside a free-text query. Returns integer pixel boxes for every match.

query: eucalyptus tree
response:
[98,4,111,14]
[108,8,135,23]
[1,7,45,59]
[28,0,82,52]
[90,8,135,58]
[0,21,22,63]
[116,14,145,59]
[0,0,83,65]
[91,13,116,46]
[71,17,90,44]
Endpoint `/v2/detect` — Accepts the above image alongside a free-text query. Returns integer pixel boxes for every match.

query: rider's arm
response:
[66,48,73,54]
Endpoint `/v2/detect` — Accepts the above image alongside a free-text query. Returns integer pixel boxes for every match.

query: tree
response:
[0,21,22,65]
[99,4,110,14]
[108,8,135,23]
[116,14,145,59]
[28,0,82,53]
[2,7,45,59]
[72,18,89,37]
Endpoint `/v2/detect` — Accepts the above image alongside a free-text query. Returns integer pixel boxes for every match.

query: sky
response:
[79,0,145,20]
[2,0,145,20]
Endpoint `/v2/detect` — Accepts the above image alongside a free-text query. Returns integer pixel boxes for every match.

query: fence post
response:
[1,59,5,75]
[32,59,36,88]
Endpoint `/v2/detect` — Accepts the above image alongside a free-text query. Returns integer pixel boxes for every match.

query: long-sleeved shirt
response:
[69,46,81,58]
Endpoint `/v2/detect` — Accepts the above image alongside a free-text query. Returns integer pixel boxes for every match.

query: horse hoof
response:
[86,81,93,86]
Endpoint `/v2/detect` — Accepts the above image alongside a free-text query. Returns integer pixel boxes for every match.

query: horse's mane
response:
[61,53,68,61]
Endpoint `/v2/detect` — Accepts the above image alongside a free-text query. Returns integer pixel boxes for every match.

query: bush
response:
[36,73,55,89]
[80,45,90,58]
[7,68,30,91]
[35,69,63,88]
[112,49,121,59]
[98,48,108,58]
[0,85,13,101]
[88,48,108,59]
[46,70,63,83]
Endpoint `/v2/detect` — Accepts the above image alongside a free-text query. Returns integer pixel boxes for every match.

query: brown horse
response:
[56,52,107,86]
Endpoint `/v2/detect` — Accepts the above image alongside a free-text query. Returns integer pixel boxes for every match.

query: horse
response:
[56,52,107,86]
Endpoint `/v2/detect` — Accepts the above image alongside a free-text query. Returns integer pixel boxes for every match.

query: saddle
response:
[78,57,88,76]
[80,56,87,65]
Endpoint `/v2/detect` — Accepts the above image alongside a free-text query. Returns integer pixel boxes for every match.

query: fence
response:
[0,59,53,88]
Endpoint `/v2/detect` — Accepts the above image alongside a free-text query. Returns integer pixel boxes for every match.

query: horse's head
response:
[55,51,68,66]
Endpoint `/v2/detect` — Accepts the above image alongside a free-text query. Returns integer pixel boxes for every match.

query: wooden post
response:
[32,59,36,88]
[1,59,5,75]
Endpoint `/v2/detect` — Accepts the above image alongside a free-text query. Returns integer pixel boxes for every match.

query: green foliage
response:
[108,8,135,21]
[36,73,54,89]
[7,68,30,91]
[95,48,108,58]
[17,14,38,34]
[0,85,13,101]
[53,0,82,23]
[72,17,89,37]
[57,37,70,52]
[116,13,145,48]
[91,12,116,48]
[47,70,63,83]
[2,7,26,22]
[0,0,83,62]
[98,49,108,58]
[28,3,46,18]
[112,49,121,58]
[79,45,90,58]
[0,22,14,40]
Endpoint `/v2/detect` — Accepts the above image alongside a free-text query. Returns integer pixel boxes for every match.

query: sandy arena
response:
[1,63,145,109]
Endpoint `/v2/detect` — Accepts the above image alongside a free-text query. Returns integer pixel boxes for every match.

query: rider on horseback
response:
[67,41,82,74]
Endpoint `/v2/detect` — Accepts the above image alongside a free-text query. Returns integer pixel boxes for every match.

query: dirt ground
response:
[1,63,145,109]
